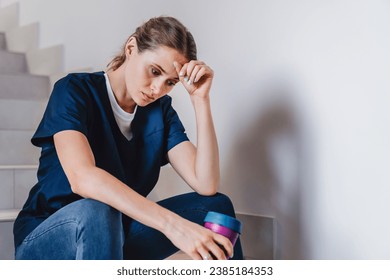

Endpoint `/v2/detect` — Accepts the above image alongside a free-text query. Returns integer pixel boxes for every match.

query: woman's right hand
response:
[164,215,233,260]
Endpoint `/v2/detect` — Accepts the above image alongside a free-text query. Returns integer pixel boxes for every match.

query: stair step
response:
[0,130,39,165]
[0,166,36,261]
[0,33,6,50]
[26,45,64,76]
[0,169,13,209]
[0,99,46,130]
[0,73,49,100]
[0,3,19,32]
[0,50,27,74]
[5,22,39,53]
[0,220,15,259]
[0,209,19,222]
[0,165,37,210]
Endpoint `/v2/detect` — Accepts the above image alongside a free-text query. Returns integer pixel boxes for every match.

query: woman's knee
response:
[72,199,124,258]
[71,199,122,231]
[206,192,236,216]
[158,191,238,220]
[182,192,236,216]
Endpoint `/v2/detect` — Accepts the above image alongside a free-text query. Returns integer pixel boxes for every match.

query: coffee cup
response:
[204,211,242,252]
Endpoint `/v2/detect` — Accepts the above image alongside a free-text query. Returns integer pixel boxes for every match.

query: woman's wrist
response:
[191,93,210,103]
[191,95,212,112]
[158,208,183,236]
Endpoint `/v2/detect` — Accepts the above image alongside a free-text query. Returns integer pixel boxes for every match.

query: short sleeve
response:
[31,74,91,147]
[161,95,189,152]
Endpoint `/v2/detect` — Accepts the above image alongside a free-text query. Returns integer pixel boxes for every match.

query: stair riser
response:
[0,74,49,100]
[27,45,63,76]
[5,22,38,53]
[0,51,27,74]
[0,168,36,210]
[0,222,14,260]
[0,131,39,165]
[0,3,19,32]
[0,99,46,130]
[0,169,13,209]
[0,33,6,50]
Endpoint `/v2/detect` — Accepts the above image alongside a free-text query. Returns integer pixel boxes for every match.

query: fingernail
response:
[187,79,192,85]
[180,72,185,77]
[184,76,188,82]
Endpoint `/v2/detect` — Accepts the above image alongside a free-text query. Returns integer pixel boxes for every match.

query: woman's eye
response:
[167,80,176,87]
[151,68,160,76]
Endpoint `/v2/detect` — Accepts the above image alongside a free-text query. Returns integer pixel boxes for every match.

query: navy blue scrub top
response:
[13,72,189,247]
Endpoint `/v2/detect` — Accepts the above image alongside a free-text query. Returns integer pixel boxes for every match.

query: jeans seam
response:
[22,219,79,243]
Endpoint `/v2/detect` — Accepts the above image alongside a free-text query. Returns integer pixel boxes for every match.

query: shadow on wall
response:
[222,81,308,259]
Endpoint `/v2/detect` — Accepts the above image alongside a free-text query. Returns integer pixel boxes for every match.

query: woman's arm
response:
[54,130,232,259]
[168,61,220,195]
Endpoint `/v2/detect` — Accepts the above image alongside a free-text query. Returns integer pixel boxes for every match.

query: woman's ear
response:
[125,37,137,57]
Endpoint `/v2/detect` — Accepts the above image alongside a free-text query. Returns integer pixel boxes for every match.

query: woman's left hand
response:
[174,60,214,100]
[164,215,233,260]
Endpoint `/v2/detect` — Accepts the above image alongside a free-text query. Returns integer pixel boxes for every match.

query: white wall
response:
[3,0,390,259]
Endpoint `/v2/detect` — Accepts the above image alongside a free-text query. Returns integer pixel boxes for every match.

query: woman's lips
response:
[142,92,155,101]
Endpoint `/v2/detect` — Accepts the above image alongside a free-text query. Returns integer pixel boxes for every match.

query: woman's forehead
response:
[142,46,187,63]
[141,46,188,75]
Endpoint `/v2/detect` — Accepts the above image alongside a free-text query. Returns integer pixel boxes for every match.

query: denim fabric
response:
[15,192,243,260]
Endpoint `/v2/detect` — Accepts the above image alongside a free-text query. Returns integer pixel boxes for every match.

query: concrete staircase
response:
[0,31,50,259]
[0,3,53,259]
[0,3,64,85]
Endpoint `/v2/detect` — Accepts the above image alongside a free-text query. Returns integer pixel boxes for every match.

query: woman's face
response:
[124,42,188,107]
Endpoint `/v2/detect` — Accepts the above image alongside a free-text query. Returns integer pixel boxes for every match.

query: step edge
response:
[0,49,26,56]
[0,72,49,79]
[0,165,38,170]
[0,208,20,222]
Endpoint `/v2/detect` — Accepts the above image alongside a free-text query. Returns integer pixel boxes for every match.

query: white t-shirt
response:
[104,73,137,140]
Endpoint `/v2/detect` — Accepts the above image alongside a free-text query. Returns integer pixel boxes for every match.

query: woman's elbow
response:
[196,181,219,196]
[199,189,218,196]
[67,171,93,198]
[68,178,84,197]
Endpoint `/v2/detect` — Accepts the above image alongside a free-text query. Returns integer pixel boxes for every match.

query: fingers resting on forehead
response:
[174,60,209,84]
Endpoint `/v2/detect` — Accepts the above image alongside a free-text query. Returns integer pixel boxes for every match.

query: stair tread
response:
[0,49,25,55]
[0,128,35,132]
[0,50,27,74]
[0,73,50,100]
[0,165,38,169]
[0,208,20,222]
[0,72,48,78]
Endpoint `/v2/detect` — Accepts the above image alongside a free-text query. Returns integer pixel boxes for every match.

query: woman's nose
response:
[151,80,164,96]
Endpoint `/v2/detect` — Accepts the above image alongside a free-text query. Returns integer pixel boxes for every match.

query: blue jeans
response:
[15,192,244,260]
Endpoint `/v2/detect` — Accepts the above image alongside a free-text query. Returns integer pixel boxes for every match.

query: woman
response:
[13,16,243,260]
